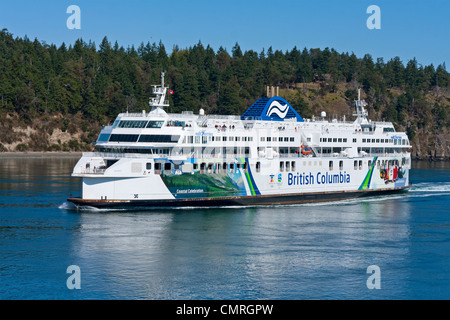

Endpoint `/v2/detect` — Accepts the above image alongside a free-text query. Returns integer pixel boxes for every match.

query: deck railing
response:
[83,150,410,161]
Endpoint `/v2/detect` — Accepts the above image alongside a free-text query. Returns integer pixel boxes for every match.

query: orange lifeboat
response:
[301,149,312,155]
[301,145,312,155]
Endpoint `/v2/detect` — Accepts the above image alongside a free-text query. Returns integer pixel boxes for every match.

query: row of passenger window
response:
[115,120,165,129]
[279,161,297,172]
[145,158,405,175]
[261,137,295,142]
[320,137,408,145]
[320,137,349,143]
[182,136,254,144]
[108,134,180,143]
[148,161,249,174]
[100,147,170,154]
[362,138,408,145]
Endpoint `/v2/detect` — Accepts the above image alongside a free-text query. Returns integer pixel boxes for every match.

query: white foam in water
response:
[285,183,449,207]
[58,201,77,210]
[58,201,123,212]
[410,182,450,193]
[78,205,129,212]
[290,193,407,208]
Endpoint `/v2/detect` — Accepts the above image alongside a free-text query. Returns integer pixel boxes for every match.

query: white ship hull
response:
[68,75,411,209]
[68,154,410,208]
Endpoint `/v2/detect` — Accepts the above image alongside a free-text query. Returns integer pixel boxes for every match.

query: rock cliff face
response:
[411,127,449,160]
[0,112,100,152]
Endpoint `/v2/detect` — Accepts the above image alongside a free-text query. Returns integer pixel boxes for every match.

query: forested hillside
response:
[0,29,448,159]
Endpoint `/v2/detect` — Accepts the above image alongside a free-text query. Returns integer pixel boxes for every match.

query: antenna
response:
[149,72,169,111]
[353,88,368,124]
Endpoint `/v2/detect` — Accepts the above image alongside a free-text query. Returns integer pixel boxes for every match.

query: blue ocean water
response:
[0,156,449,300]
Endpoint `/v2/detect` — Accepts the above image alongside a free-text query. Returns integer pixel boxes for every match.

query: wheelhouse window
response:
[166,120,185,127]
[146,121,164,128]
[117,120,148,128]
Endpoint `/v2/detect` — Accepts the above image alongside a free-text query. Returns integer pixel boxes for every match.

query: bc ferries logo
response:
[266,101,289,119]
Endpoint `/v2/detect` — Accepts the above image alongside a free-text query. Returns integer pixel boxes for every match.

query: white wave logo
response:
[267,101,289,118]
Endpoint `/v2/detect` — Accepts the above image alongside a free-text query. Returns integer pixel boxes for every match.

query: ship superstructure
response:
[68,73,411,208]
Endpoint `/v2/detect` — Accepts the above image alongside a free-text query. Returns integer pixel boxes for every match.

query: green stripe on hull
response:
[358,157,378,190]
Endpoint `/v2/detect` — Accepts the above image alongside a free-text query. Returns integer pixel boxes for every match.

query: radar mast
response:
[149,72,170,111]
[353,88,369,124]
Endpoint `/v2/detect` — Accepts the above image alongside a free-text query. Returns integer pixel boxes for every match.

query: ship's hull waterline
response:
[67,185,410,209]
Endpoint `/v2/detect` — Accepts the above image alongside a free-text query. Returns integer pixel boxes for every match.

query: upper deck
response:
[92,74,410,160]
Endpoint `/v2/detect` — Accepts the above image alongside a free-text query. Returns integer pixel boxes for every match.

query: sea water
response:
[0,156,449,299]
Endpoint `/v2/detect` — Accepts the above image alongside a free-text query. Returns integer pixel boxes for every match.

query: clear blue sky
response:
[0,0,448,67]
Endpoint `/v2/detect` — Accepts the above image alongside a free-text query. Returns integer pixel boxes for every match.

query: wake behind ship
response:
[68,73,411,208]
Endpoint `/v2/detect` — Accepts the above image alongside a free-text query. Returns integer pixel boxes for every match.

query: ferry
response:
[67,72,411,208]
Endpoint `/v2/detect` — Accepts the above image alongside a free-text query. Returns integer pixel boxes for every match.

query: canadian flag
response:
[169,89,174,94]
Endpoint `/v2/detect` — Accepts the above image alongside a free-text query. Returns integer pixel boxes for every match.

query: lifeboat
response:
[300,145,312,155]
[301,149,312,155]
